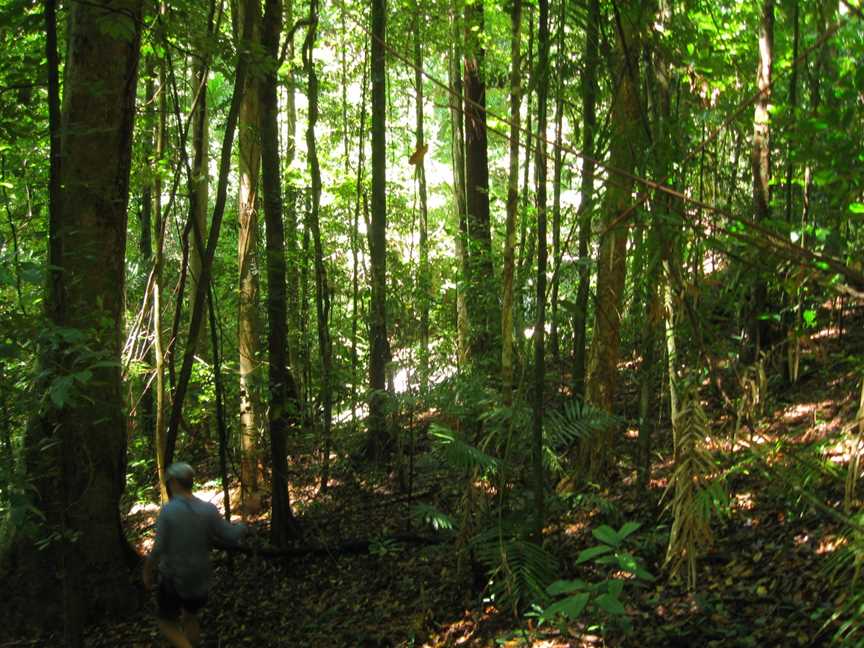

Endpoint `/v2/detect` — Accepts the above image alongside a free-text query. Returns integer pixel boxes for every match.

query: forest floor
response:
[78,313,863,647]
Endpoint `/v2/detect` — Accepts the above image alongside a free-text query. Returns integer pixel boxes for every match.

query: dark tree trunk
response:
[260,0,300,545]
[531,0,551,542]
[367,0,391,461]
[463,0,500,373]
[572,0,599,400]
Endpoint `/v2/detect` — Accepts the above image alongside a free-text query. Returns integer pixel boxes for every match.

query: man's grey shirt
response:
[151,495,246,599]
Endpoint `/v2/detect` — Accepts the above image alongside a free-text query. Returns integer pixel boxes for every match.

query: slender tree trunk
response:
[238,0,263,507]
[572,0,597,400]
[4,0,144,638]
[447,9,470,366]
[549,2,565,368]
[261,0,299,545]
[463,0,500,372]
[582,2,645,476]
[351,51,369,433]
[189,51,210,357]
[531,0,551,542]
[413,0,430,392]
[367,0,392,461]
[748,0,774,361]
[304,5,333,491]
[139,61,156,453]
[501,0,522,404]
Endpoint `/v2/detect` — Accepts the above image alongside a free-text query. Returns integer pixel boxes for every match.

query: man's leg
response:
[182,611,201,647]
[158,618,193,648]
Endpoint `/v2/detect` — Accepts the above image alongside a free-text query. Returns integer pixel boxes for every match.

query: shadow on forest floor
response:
[69,313,864,646]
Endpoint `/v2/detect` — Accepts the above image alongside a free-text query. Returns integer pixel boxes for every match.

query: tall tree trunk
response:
[3,0,144,638]
[501,0,522,404]
[153,26,169,503]
[238,0,263,507]
[413,0,430,391]
[572,0,598,401]
[304,4,333,491]
[531,0,551,542]
[463,0,500,372]
[367,0,391,461]
[582,1,645,476]
[139,61,156,455]
[447,8,470,366]
[261,0,299,545]
[748,0,774,360]
[189,52,210,356]
[549,1,565,368]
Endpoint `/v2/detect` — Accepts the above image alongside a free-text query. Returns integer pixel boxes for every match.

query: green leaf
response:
[575,544,613,564]
[803,309,817,328]
[547,579,588,596]
[545,592,590,620]
[607,579,624,598]
[617,521,641,541]
[595,592,626,615]
[592,524,620,547]
[849,203,864,214]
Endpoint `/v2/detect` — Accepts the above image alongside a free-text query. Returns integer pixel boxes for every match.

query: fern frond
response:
[429,424,498,474]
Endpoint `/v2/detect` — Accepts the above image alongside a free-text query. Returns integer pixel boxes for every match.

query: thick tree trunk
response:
[501,0,522,403]
[582,2,645,476]
[3,0,144,639]
[463,0,500,372]
[261,0,299,545]
[238,0,263,507]
[367,0,391,461]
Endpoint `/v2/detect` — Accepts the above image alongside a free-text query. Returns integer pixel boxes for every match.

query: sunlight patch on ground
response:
[816,534,847,555]
[733,492,756,511]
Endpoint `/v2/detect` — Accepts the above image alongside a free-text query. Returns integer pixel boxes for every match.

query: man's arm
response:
[207,503,247,549]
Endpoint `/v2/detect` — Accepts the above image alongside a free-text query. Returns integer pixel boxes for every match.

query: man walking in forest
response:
[143,462,247,648]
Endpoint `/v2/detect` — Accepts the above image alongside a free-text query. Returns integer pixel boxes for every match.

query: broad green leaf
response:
[617,521,641,540]
[547,579,588,596]
[592,524,620,547]
[595,592,626,615]
[607,579,624,598]
[575,544,613,564]
[849,203,864,214]
[545,592,590,620]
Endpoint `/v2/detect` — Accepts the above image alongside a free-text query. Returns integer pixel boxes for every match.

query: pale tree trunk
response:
[582,2,645,476]
[304,4,333,491]
[238,0,263,508]
[367,0,391,461]
[531,0,551,542]
[748,0,774,361]
[500,0,522,404]
[3,0,144,640]
[261,0,299,545]
[447,10,470,367]
[153,32,169,503]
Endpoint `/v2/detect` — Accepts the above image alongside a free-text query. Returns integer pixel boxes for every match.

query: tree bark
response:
[4,0,144,638]
[582,1,645,476]
[304,4,333,491]
[261,0,300,545]
[748,0,774,361]
[501,0,522,404]
[463,0,500,372]
[413,0,430,391]
[531,0,551,542]
[238,0,263,506]
[367,0,391,461]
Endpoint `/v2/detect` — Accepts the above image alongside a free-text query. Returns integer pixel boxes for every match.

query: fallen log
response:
[224,532,446,560]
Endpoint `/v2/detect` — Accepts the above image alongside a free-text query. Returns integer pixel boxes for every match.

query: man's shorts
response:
[156,577,208,620]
